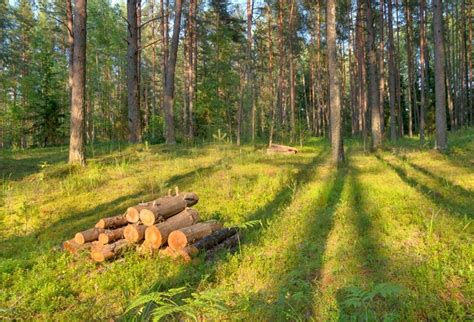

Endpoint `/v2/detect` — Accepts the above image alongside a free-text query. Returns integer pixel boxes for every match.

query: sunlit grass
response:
[0,130,472,320]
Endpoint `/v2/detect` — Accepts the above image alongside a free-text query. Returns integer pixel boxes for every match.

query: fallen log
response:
[139,196,187,226]
[177,231,240,263]
[266,144,298,155]
[91,239,129,262]
[167,221,223,251]
[180,192,199,207]
[95,214,128,229]
[74,228,105,245]
[144,208,199,249]
[98,227,126,245]
[158,246,180,259]
[123,224,147,243]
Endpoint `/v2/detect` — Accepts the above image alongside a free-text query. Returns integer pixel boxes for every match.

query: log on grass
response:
[63,239,93,254]
[173,227,237,259]
[98,227,125,244]
[74,228,105,245]
[91,239,129,262]
[95,214,128,229]
[158,246,180,259]
[123,224,147,243]
[167,221,223,251]
[178,232,240,263]
[270,143,298,152]
[139,196,188,226]
[144,208,199,249]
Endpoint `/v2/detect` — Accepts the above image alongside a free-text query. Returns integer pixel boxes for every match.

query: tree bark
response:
[365,0,382,150]
[98,227,125,244]
[144,208,199,249]
[74,227,105,245]
[162,0,183,144]
[419,0,426,144]
[404,0,415,137]
[68,0,87,165]
[91,239,129,262]
[433,0,448,150]
[168,221,223,250]
[127,0,141,143]
[387,0,397,141]
[95,214,129,229]
[327,0,344,164]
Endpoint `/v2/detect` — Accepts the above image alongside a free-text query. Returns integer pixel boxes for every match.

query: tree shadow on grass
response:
[0,162,223,264]
[375,154,474,219]
[123,148,332,320]
[335,158,405,321]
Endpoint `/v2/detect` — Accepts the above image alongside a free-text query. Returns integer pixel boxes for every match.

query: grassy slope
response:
[0,129,472,320]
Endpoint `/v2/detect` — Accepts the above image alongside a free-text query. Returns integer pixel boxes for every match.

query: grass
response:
[0,129,473,320]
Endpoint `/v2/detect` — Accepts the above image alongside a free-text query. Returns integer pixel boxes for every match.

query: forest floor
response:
[0,129,473,320]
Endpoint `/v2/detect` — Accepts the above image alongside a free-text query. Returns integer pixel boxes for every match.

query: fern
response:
[235,219,263,230]
[125,286,234,321]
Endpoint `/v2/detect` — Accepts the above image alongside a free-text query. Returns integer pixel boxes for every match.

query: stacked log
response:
[266,143,298,155]
[63,190,239,263]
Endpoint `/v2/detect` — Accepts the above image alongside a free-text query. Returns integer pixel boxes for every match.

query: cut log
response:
[178,232,240,263]
[168,221,223,251]
[267,144,298,155]
[74,228,105,245]
[270,143,298,152]
[63,239,93,254]
[91,239,129,262]
[139,196,187,226]
[144,208,199,249]
[126,203,150,223]
[98,227,125,245]
[95,214,128,229]
[158,246,180,259]
[179,192,199,206]
[123,224,147,243]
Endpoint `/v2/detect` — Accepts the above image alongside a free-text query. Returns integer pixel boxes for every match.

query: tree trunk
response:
[168,221,223,250]
[404,0,415,137]
[419,0,426,144]
[387,0,397,141]
[144,208,199,249]
[98,227,125,244]
[365,0,382,150]
[433,0,448,150]
[127,0,141,143]
[162,0,183,144]
[378,0,385,135]
[68,0,87,165]
[66,0,73,92]
[267,3,276,147]
[327,0,344,164]
[63,239,93,254]
[95,214,129,229]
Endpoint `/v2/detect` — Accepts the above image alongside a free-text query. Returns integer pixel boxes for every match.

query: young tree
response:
[69,0,87,165]
[327,0,344,163]
[127,0,141,143]
[433,0,447,150]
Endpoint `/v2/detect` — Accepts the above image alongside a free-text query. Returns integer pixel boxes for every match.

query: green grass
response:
[0,129,473,320]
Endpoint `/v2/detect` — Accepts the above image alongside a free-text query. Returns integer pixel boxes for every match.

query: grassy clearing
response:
[0,129,473,320]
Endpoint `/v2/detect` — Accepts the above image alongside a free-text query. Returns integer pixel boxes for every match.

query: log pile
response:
[62,191,239,263]
[266,143,298,155]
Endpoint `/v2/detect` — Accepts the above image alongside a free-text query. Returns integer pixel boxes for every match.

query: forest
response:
[0,0,473,320]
